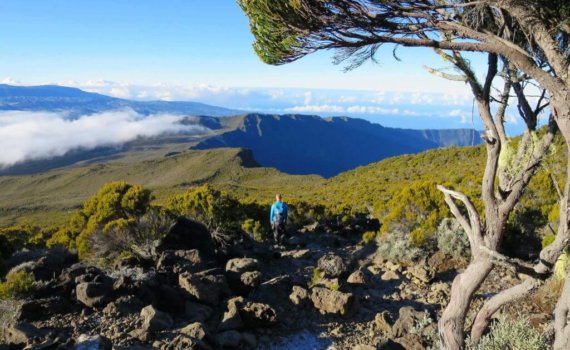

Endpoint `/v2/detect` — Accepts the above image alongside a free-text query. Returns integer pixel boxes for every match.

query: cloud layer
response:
[0,109,209,168]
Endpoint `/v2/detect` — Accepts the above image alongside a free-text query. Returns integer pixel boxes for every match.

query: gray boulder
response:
[179,272,230,305]
[310,287,357,316]
[74,334,112,350]
[180,322,208,341]
[141,305,173,332]
[76,281,112,308]
[225,258,259,274]
[0,322,46,346]
[157,249,203,273]
[317,254,347,278]
[392,306,429,338]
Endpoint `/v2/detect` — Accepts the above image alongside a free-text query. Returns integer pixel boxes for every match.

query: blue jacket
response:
[270,201,288,224]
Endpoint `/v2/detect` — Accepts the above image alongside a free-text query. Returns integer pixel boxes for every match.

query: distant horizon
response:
[0,80,493,132]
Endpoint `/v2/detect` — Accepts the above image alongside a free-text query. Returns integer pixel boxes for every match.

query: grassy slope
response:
[0,148,323,227]
[1,134,563,229]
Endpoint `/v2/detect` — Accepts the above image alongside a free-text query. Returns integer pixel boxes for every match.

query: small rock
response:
[280,249,311,259]
[0,322,46,346]
[74,334,112,350]
[219,301,244,331]
[385,261,401,272]
[76,281,112,308]
[179,272,230,305]
[392,307,429,338]
[157,249,203,272]
[225,258,259,274]
[396,334,425,350]
[162,335,198,350]
[140,305,173,332]
[407,265,434,284]
[180,322,208,340]
[240,301,278,328]
[289,286,309,307]
[317,254,347,278]
[128,328,149,342]
[16,297,74,322]
[374,311,393,337]
[217,330,241,348]
[240,271,262,289]
[366,265,383,275]
[381,270,399,281]
[102,295,143,316]
[347,270,367,284]
[310,287,357,316]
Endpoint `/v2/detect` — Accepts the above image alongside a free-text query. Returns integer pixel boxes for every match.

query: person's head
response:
[275,193,282,202]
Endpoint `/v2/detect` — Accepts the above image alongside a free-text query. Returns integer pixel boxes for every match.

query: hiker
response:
[270,193,288,243]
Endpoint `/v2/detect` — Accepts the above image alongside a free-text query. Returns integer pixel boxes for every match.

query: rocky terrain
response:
[0,216,543,350]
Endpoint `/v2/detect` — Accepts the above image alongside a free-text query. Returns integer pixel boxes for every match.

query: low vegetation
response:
[0,270,36,300]
[467,316,548,350]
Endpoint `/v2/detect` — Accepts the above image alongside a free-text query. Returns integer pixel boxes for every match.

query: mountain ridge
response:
[194,113,481,177]
[0,84,241,117]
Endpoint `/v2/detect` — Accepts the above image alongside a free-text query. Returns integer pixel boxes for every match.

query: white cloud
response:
[285,104,345,113]
[1,77,23,85]
[346,106,400,114]
[0,109,209,168]
[339,95,357,103]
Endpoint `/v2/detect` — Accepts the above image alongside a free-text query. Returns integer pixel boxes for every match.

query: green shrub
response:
[168,184,242,233]
[541,234,556,248]
[467,316,547,350]
[0,226,44,259]
[0,271,36,300]
[361,231,378,244]
[46,181,153,260]
[310,267,324,287]
[88,207,173,264]
[379,180,449,246]
[242,219,265,242]
[376,229,424,264]
[437,218,471,260]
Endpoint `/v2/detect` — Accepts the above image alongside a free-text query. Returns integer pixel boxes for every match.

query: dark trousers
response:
[273,222,287,243]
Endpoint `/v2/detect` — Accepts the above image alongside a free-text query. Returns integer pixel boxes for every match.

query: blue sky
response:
[0,0,530,131]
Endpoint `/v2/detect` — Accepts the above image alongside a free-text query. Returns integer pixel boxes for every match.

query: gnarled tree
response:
[238,0,570,348]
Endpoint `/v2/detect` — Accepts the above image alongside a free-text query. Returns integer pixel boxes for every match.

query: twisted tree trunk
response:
[469,96,570,345]
[439,257,494,349]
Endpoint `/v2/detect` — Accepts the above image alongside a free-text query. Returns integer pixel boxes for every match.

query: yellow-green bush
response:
[310,267,324,287]
[379,180,449,246]
[361,231,378,244]
[46,181,152,260]
[168,184,243,233]
[541,234,556,248]
[0,271,36,300]
[242,219,265,242]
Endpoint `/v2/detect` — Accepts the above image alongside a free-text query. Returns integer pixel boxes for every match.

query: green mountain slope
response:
[0,148,322,227]
[1,134,563,240]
